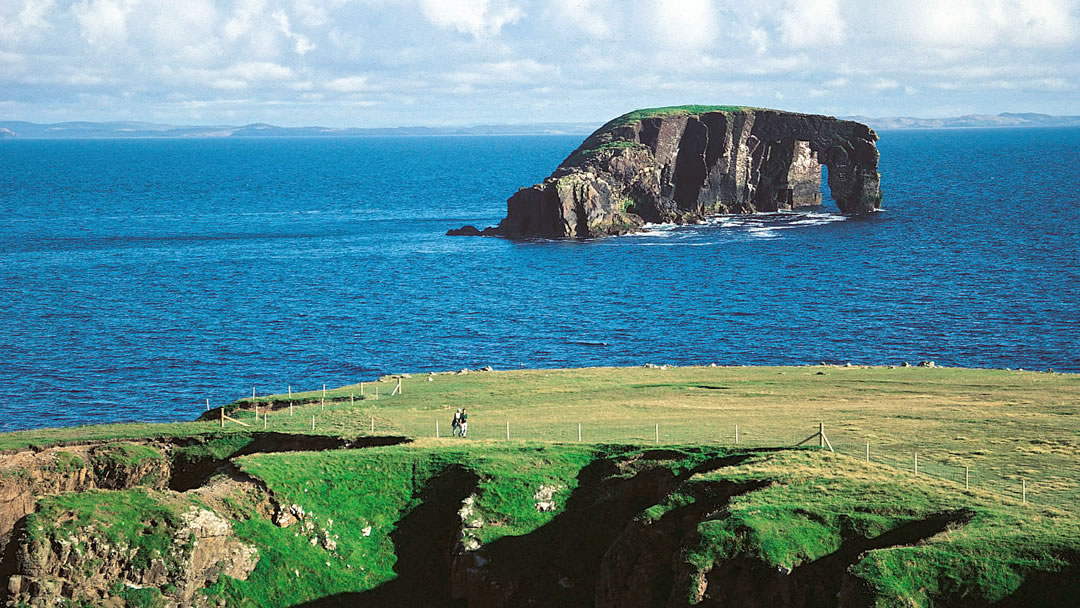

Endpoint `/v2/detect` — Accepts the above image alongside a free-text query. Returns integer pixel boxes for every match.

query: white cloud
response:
[19,0,56,29]
[871,78,901,92]
[780,0,846,47]
[894,0,1078,48]
[231,61,296,81]
[72,0,138,47]
[640,0,719,51]
[2,0,1079,125]
[272,9,315,55]
[544,0,615,39]
[224,0,264,41]
[326,75,368,92]
[418,0,524,37]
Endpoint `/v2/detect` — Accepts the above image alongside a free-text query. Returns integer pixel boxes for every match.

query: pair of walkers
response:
[451,408,469,437]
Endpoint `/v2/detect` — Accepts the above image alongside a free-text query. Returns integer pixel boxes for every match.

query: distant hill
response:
[0,120,600,139]
[845,112,1080,130]
[2,113,1079,138]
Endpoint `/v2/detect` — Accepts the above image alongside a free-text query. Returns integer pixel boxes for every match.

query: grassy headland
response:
[3,365,1078,509]
[4,365,1080,606]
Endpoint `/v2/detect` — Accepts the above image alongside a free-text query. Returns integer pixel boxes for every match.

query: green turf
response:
[26,443,1078,607]
[3,366,1079,512]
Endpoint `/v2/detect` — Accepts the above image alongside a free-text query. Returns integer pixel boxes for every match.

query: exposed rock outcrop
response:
[7,503,258,607]
[0,443,170,564]
[450,106,882,238]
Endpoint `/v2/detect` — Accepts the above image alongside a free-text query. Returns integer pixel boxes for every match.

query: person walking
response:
[452,409,462,437]
[459,408,468,438]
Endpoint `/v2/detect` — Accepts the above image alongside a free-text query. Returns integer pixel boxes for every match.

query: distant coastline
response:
[2,112,1079,139]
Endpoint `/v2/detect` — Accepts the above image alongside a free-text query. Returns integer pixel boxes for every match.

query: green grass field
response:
[6,365,1080,607]
[3,365,1078,510]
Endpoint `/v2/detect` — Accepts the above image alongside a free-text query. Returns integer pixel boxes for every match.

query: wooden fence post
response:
[866,441,870,462]
[914,452,919,475]
[655,423,659,445]
[965,466,969,490]
[220,406,224,428]
[311,415,315,431]
[735,424,739,445]
[371,417,375,433]
[205,398,210,412]
[578,423,582,442]
[288,385,292,398]
[506,421,510,441]
[819,422,824,449]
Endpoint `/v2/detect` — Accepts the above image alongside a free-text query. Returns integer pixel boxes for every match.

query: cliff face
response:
[450,106,882,238]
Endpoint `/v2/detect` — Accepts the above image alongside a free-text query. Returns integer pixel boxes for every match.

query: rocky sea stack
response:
[449,105,883,238]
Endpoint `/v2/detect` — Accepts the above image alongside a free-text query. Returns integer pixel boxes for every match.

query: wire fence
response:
[224,387,1058,510]
[429,420,1040,506]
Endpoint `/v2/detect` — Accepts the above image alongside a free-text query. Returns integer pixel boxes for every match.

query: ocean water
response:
[1,128,1078,431]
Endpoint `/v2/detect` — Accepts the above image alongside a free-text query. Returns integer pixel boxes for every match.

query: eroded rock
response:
[451,106,883,238]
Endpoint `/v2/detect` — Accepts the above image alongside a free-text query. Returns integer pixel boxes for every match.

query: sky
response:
[1,0,1078,127]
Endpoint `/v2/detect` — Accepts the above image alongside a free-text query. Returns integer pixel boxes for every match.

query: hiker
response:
[459,408,468,438]
[452,409,461,437]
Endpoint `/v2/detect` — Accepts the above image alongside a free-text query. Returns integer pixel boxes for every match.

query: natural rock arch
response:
[449,106,883,238]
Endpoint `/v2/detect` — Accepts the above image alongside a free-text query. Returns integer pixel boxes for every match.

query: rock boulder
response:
[450,106,883,238]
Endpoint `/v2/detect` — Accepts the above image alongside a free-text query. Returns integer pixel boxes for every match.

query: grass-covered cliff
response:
[3,366,1080,606]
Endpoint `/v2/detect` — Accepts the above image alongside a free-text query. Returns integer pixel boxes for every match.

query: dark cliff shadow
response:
[169,433,411,492]
[0,515,29,603]
[294,465,479,608]
[988,553,1080,608]
[702,509,974,608]
[292,450,753,607]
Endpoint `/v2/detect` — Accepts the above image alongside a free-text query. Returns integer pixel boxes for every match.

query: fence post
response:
[290,402,294,416]
[914,452,918,475]
[578,423,582,442]
[655,423,659,445]
[312,415,315,431]
[735,424,739,445]
[220,406,224,428]
[436,421,440,438]
[264,413,267,430]
[866,441,870,462]
[206,398,210,412]
[965,466,969,490]
[819,422,824,449]
[371,416,375,433]
[506,421,510,441]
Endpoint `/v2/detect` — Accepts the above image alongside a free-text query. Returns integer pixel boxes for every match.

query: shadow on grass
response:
[294,451,754,607]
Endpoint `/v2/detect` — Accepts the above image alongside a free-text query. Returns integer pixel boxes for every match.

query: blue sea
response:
[1,128,1078,431]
